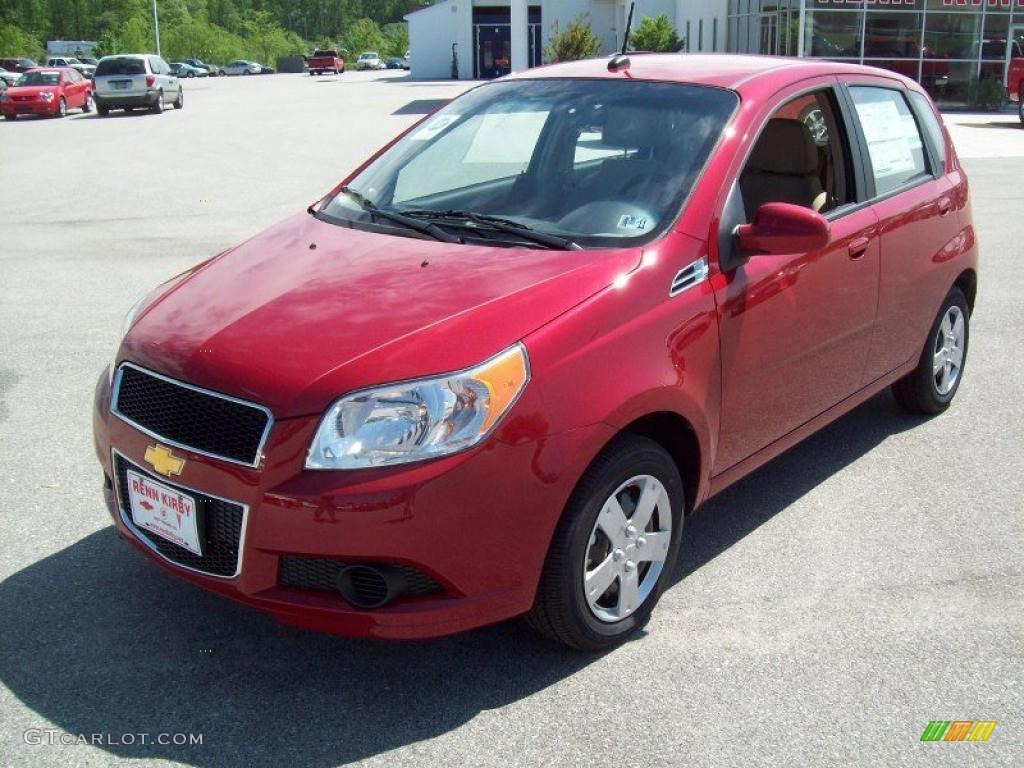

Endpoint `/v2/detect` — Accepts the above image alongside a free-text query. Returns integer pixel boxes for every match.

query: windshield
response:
[96,57,146,76]
[17,71,60,86]
[319,78,737,248]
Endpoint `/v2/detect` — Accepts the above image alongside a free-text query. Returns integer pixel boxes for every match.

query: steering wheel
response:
[620,173,672,199]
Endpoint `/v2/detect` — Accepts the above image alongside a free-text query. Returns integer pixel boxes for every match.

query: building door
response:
[476,24,511,79]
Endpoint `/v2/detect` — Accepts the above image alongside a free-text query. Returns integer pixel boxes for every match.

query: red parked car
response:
[0,67,94,119]
[93,55,978,650]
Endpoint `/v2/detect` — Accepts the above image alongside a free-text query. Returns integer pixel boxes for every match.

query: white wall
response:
[674,0,728,54]
[406,0,475,80]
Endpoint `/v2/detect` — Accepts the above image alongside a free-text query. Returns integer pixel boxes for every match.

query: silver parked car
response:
[355,52,384,71]
[46,56,95,78]
[223,60,262,76]
[93,54,183,115]
[0,66,19,86]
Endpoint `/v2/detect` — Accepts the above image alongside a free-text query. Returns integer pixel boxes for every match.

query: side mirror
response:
[736,202,830,255]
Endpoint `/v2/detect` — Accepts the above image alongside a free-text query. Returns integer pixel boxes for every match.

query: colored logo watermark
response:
[920,721,997,742]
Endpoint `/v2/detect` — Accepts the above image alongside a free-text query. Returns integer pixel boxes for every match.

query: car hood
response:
[122,212,641,418]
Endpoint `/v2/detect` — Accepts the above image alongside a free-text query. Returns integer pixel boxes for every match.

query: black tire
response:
[526,434,685,651]
[97,103,108,116]
[173,88,183,109]
[82,92,94,113]
[309,70,315,76]
[1018,90,1023,127]
[150,92,163,114]
[56,97,66,118]
[892,286,970,415]
[187,71,195,78]
[341,64,346,73]
[3,113,15,121]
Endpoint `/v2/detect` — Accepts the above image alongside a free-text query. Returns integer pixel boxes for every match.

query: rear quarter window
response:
[907,90,947,171]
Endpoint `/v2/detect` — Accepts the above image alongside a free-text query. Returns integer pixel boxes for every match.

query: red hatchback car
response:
[93,55,977,650]
[0,66,94,119]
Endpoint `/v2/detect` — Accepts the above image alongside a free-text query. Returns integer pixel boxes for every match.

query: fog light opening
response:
[337,564,407,609]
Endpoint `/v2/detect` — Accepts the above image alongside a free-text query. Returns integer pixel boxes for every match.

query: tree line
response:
[0,0,425,64]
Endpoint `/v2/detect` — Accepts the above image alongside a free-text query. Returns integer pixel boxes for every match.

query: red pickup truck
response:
[308,49,344,76]
[1009,55,1023,125]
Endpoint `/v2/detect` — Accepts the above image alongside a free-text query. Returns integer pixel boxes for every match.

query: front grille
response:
[279,556,443,598]
[114,454,245,577]
[112,363,271,466]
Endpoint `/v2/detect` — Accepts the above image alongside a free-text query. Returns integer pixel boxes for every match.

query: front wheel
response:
[892,286,970,414]
[527,435,684,651]
[3,113,15,121]
[1018,91,1023,126]
[56,97,67,118]
[173,89,183,109]
[97,103,109,116]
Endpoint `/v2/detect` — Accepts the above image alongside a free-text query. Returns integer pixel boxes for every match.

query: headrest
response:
[601,105,671,149]
[747,118,819,175]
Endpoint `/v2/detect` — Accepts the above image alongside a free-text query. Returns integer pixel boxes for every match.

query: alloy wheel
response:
[933,305,965,396]
[583,474,672,622]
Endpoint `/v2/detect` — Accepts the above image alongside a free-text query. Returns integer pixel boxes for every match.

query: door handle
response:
[937,197,952,216]
[848,236,871,260]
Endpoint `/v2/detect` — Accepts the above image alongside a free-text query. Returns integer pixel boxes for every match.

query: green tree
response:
[629,14,681,53]
[0,22,44,60]
[544,14,602,63]
[381,22,407,58]
[343,17,384,55]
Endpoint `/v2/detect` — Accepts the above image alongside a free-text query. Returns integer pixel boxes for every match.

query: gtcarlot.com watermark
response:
[24,729,202,746]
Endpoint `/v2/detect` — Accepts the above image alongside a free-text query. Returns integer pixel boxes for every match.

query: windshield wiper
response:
[399,209,580,251]
[328,187,461,244]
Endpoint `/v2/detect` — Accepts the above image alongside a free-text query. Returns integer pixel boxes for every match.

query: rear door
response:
[840,79,961,382]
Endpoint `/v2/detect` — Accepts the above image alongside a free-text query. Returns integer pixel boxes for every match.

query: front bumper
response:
[93,367,608,639]
[1,100,58,116]
[95,91,158,109]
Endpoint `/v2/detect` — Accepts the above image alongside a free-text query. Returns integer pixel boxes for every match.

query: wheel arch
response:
[953,267,977,314]
[614,411,703,515]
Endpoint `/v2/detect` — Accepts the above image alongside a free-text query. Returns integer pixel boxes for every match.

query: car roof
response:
[507,53,915,93]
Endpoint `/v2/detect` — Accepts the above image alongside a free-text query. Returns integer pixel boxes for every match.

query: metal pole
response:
[797,1,806,59]
[153,0,161,57]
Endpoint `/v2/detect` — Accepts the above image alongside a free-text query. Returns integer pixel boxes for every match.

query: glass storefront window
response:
[863,59,922,82]
[864,12,923,59]
[920,60,974,107]
[805,11,862,58]
[924,12,983,60]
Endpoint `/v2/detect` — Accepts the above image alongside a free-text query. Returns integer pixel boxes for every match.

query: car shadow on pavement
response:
[0,391,924,766]
[674,390,927,582]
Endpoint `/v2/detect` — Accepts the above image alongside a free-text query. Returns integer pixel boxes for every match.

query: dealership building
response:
[406,0,1024,104]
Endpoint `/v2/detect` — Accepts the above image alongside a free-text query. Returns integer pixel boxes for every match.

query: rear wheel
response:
[82,92,94,113]
[527,435,684,651]
[1018,89,1023,126]
[97,103,109,116]
[173,88,183,109]
[150,92,164,114]
[892,286,970,414]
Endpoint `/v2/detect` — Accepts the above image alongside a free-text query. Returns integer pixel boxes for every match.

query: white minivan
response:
[93,54,182,116]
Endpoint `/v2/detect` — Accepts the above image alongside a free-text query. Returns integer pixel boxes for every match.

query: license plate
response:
[113,80,129,90]
[125,469,202,555]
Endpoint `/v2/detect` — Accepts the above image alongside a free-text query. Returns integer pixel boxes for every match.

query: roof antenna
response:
[608,1,634,71]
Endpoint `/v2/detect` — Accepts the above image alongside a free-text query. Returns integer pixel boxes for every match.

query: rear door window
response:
[907,90,946,171]
[848,86,929,195]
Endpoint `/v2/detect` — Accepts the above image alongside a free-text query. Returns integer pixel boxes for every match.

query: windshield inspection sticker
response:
[410,114,460,141]
[617,214,649,231]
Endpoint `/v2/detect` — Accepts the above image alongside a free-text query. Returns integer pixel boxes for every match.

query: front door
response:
[713,85,881,473]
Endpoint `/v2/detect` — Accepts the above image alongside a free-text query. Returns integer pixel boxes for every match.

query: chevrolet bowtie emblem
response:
[144,445,185,478]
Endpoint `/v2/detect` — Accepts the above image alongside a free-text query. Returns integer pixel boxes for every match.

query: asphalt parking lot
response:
[0,71,1022,767]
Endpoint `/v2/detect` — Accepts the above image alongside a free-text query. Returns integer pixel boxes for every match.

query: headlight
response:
[39,92,54,101]
[306,343,530,470]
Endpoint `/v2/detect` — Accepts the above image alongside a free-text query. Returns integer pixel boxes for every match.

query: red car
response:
[0,66,94,119]
[93,55,977,650]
